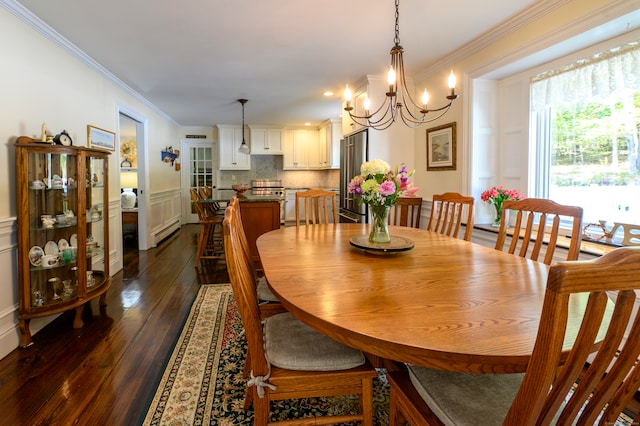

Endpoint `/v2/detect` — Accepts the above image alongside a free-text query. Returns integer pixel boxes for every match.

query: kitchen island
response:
[199,189,281,265]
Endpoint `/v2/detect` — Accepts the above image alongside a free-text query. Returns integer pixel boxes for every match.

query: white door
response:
[181,139,217,223]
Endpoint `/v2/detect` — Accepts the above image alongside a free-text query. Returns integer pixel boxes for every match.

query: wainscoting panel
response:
[148,189,182,247]
[0,218,19,360]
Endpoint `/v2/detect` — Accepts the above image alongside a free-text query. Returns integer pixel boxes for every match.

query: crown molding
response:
[0,0,179,126]
[421,0,640,82]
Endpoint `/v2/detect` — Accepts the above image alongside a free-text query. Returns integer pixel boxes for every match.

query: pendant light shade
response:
[238,99,250,154]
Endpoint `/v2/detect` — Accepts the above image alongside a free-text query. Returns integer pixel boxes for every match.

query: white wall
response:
[0,5,181,359]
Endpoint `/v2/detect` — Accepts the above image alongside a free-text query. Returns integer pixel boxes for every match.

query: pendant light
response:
[238,99,250,154]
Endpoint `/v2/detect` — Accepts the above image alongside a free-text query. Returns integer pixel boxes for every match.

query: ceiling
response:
[17,0,539,127]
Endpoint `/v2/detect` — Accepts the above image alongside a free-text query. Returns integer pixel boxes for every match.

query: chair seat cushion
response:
[407,365,524,426]
[264,312,365,371]
[257,276,280,302]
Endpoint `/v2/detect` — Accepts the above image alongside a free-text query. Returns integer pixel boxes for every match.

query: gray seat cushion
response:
[264,312,365,371]
[257,276,280,302]
[407,365,524,426]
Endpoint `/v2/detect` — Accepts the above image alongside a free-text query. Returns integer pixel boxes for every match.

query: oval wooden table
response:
[257,223,591,374]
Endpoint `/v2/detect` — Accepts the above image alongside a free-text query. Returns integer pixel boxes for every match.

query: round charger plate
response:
[349,235,414,255]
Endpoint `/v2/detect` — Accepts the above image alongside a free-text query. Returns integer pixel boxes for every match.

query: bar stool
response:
[190,188,223,266]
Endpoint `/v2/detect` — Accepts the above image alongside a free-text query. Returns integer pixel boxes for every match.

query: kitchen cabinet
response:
[319,118,342,169]
[15,137,111,347]
[239,201,280,265]
[283,128,320,170]
[249,126,283,155]
[217,125,251,170]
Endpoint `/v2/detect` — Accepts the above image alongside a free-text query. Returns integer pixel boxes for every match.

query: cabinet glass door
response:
[27,150,79,308]
[86,155,107,290]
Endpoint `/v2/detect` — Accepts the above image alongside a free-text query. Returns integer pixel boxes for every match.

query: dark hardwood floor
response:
[0,224,228,425]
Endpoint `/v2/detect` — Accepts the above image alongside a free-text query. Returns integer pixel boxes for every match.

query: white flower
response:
[361,159,390,176]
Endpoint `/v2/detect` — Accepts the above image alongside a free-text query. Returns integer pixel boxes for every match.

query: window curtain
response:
[531,42,640,112]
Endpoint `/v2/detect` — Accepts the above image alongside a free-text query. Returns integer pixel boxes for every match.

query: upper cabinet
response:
[217,125,251,170]
[319,118,342,169]
[283,128,319,170]
[249,126,283,155]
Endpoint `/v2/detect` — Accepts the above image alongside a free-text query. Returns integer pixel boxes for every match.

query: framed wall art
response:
[87,125,116,151]
[426,122,456,171]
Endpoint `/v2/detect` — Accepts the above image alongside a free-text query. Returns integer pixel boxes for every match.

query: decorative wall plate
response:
[29,246,44,266]
[58,238,69,251]
[44,240,59,255]
[70,233,78,247]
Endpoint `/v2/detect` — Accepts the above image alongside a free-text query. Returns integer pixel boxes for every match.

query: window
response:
[530,42,640,240]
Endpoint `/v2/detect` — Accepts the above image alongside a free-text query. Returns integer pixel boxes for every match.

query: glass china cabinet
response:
[15,137,110,347]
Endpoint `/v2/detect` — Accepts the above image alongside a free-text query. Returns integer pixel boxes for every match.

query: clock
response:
[53,130,72,146]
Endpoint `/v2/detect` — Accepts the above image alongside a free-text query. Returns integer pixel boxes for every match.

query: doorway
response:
[118,106,149,255]
[180,138,217,224]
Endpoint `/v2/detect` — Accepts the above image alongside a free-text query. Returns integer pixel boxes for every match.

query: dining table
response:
[256,223,597,374]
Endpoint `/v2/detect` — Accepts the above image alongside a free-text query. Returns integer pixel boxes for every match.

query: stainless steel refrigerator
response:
[338,129,368,223]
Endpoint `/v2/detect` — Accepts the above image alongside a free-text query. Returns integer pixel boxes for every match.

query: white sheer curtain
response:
[531,42,640,111]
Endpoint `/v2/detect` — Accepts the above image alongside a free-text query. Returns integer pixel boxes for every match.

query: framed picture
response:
[87,125,115,151]
[426,122,456,171]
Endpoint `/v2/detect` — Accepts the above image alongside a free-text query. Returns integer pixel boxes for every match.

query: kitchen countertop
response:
[201,189,282,203]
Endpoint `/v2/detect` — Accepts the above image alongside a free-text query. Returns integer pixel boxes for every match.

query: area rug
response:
[141,284,390,425]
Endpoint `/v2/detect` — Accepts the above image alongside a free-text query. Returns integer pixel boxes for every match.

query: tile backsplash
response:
[218,155,339,189]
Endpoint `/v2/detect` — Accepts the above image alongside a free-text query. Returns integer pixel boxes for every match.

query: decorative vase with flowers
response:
[480,186,523,227]
[348,159,417,243]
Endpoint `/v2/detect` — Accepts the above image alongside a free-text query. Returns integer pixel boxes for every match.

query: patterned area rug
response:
[143,284,637,425]
[142,284,390,425]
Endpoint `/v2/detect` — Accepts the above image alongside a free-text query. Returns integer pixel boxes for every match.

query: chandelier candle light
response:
[348,159,417,243]
[343,0,459,130]
[480,186,523,227]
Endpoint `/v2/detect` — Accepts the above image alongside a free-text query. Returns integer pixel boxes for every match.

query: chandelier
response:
[344,0,459,130]
[237,99,250,154]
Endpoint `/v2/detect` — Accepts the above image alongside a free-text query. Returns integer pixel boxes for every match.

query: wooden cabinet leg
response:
[73,306,84,329]
[19,319,32,347]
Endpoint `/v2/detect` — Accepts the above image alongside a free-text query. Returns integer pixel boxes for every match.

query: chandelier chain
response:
[394,0,400,46]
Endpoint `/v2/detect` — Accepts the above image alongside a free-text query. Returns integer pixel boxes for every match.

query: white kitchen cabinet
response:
[319,118,342,169]
[283,129,320,170]
[217,125,251,170]
[249,126,283,155]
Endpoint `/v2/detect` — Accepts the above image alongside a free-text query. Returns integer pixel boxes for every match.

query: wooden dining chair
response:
[222,207,377,426]
[426,192,474,240]
[387,246,640,425]
[495,197,583,264]
[295,189,337,226]
[190,188,223,266]
[389,196,423,228]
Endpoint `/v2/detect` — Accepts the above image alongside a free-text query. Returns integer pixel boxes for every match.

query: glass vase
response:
[492,203,503,227]
[369,204,391,243]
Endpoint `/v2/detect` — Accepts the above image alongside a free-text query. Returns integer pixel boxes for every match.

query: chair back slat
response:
[427,192,474,240]
[390,197,422,228]
[295,189,337,225]
[497,198,583,264]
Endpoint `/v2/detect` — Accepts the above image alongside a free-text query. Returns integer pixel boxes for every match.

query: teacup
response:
[41,254,59,268]
[41,217,56,228]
